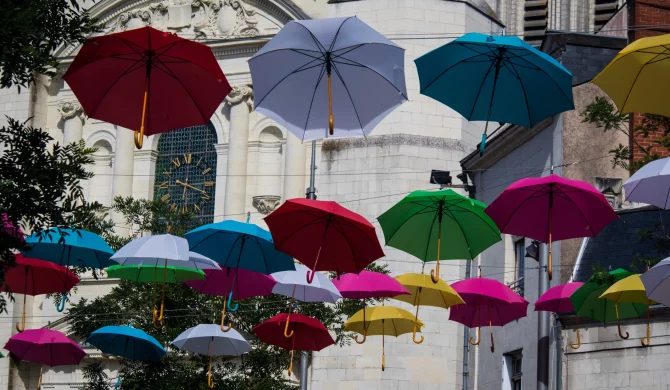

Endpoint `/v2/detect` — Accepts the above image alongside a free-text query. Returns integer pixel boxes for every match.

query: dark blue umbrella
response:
[415,33,574,155]
[87,325,166,361]
[20,228,115,311]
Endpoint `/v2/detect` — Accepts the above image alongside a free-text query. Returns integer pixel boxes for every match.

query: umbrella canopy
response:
[253,313,334,375]
[184,268,276,299]
[449,276,528,352]
[571,269,647,323]
[415,32,573,155]
[641,257,670,307]
[111,234,220,270]
[485,175,618,280]
[1,255,80,332]
[592,34,670,118]
[265,198,384,283]
[106,264,204,283]
[172,324,251,388]
[601,274,655,345]
[623,157,670,209]
[1,214,23,242]
[185,220,294,274]
[87,325,166,361]
[63,26,231,149]
[22,228,115,269]
[378,189,501,282]
[331,270,409,299]
[249,17,407,141]
[5,328,85,366]
[534,282,584,313]
[271,264,342,304]
[344,305,423,371]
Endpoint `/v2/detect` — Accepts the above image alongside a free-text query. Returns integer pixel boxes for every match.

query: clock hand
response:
[175,180,205,193]
[182,178,188,200]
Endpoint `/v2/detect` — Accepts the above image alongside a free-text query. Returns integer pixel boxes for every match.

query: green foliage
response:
[0,0,99,88]
[71,197,390,389]
[82,362,112,390]
[0,119,108,312]
[581,96,670,171]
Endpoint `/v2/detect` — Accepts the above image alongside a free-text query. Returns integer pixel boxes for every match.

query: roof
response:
[572,206,670,282]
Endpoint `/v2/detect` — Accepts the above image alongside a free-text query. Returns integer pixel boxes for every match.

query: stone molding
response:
[322,133,471,154]
[252,195,280,215]
[226,84,254,111]
[57,101,85,122]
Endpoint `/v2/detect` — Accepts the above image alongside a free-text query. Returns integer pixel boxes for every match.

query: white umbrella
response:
[271,264,341,338]
[249,17,407,141]
[624,157,670,209]
[172,324,251,388]
[110,234,220,327]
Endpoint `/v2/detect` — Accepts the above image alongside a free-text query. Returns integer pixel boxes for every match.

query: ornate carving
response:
[107,0,259,38]
[252,195,281,215]
[57,101,84,122]
[226,84,254,111]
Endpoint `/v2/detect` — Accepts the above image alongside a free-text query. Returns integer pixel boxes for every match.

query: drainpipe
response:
[554,314,563,390]
[459,168,474,390]
[300,352,309,390]
[537,242,550,390]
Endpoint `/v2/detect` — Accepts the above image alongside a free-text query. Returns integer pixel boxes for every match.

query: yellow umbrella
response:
[344,305,424,371]
[393,272,465,344]
[600,274,655,346]
[592,34,670,117]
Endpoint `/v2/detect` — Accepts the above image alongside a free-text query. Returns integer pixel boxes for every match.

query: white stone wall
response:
[468,118,564,390]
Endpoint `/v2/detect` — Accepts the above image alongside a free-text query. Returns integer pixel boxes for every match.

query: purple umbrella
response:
[331,270,409,343]
[5,329,86,388]
[623,157,670,208]
[485,174,618,280]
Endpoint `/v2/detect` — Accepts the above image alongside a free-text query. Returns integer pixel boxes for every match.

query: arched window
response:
[153,123,218,224]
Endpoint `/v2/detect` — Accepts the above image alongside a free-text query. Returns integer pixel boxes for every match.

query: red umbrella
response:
[264,198,384,283]
[534,282,584,348]
[1,255,80,332]
[6,328,86,388]
[253,313,334,376]
[63,26,231,149]
[485,174,618,280]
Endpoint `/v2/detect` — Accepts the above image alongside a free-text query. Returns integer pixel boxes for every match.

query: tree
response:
[0,118,109,312]
[70,197,388,389]
[0,0,99,88]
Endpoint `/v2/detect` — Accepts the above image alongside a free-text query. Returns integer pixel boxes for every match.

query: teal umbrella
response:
[415,33,574,155]
[378,189,500,283]
[20,228,114,311]
[88,325,166,361]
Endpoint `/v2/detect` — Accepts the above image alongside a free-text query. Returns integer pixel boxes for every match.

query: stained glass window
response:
[153,123,218,225]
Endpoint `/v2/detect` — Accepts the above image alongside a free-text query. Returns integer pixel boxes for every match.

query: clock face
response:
[155,153,215,215]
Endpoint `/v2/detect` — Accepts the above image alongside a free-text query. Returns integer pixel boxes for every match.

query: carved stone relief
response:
[252,195,281,215]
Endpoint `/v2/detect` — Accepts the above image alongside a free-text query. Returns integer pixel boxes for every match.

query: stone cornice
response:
[322,133,471,155]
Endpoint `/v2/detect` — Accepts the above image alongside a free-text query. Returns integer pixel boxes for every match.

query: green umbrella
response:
[378,189,501,283]
[569,268,647,349]
[107,265,205,284]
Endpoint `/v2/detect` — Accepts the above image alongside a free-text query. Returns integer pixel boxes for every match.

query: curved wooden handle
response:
[616,305,629,339]
[15,312,25,333]
[569,329,581,350]
[430,262,440,284]
[469,327,481,346]
[37,366,43,390]
[134,130,143,149]
[328,73,333,135]
[381,354,385,372]
[412,323,424,344]
[207,371,214,388]
[641,324,651,347]
[355,329,367,344]
[284,318,295,338]
[490,329,495,353]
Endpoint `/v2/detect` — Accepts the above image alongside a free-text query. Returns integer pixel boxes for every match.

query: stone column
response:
[283,132,307,200]
[214,144,228,222]
[57,101,84,145]
[223,85,253,221]
[111,127,135,235]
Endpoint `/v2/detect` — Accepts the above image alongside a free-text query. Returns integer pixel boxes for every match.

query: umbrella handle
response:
[227,292,239,312]
[469,327,481,346]
[328,72,333,135]
[207,371,214,388]
[221,299,232,332]
[412,322,424,344]
[569,329,581,350]
[641,305,651,347]
[134,77,149,149]
[490,327,495,353]
[56,293,67,312]
[288,349,294,377]
[283,317,295,338]
[306,269,316,284]
[355,328,367,344]
[382,353,385,372]
[615,304,629,339]
[430,262,440,284]
[15,294,26,332]
[431,222,442,284]
[37,366,42,390]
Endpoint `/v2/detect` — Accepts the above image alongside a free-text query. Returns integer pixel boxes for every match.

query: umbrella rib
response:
[87,61,147,117]
[294,22,328,55]
[503,57,534,127]
[550,192,597,237]
[296,61,327,137]
[330,61,366,135]
[419,52,491,94]
[329,222,358,273]
[253,56,326,109]
[150,52,230,78]
[494,190,546,238]
[445,209,477,260]
[148,63,208,123]
[333,42,404,55]
[620,49,667,112]
[381,203,436,248]
[328,17,354,53]
[423,210,441,261]
[248,47,324,63]
[331,56,408,99]
[466,59,497,120]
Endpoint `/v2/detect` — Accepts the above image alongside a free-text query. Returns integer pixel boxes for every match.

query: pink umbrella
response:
[534,282,584,349]
[5,328,86,388]
[485,174,618,280]
[184,267,276,331]
[331,270,410,344]
[1,214,23,243]
[449,273,528,353]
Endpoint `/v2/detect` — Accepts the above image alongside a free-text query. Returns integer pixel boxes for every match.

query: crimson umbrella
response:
[534,282,584,348]
[449,269,528,353]
[265,198,384,283]
[0,255,80,332]
[63,26,231,149]
[5,328,86,389]
[253,313,334,376]
[485,174,618,280]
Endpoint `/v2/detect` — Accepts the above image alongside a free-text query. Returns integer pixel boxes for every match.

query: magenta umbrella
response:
[449,274,528,352]
[534,282,584,349]
[2,214,23,243]
[485,174,617,280]
[5,328,86,388]
[184,267,276,331]
[331,270,410,344]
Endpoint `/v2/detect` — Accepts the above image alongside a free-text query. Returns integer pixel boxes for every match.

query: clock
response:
[155,153,215,215]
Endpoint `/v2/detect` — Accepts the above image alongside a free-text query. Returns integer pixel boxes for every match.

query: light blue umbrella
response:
[87,325,166,361]
[415,33,574,155]
[21,228,115,311]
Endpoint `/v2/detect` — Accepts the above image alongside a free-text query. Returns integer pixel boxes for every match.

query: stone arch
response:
[259,126,283,144]
[250,117,287,142]
[85,129,116,153]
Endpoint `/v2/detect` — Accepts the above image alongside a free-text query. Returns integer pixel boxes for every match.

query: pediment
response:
[57,0,308,57]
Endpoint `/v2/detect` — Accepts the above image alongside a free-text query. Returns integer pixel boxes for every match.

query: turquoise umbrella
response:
[20,228,114,311]
[87,325,166,361]
[415,32,574,155]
